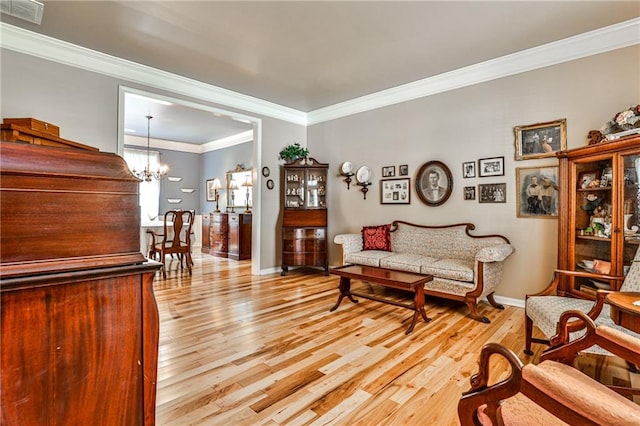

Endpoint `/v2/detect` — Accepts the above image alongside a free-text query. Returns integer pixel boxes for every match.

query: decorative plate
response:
[341,161,353,175]
[356,166,371,184]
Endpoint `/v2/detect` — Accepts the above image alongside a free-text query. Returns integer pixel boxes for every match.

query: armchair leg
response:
[524,315,534,355]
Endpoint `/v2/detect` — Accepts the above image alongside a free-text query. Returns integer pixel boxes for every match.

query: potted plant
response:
[278,143,309,163]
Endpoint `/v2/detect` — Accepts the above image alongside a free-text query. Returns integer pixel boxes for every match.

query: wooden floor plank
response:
[154,253,537,425]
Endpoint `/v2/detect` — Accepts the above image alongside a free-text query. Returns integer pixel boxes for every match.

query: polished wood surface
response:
[330,265,433,335]
[227,213,252,260]
[608,292,640,333]
[1,119,98,151]
[154,253,534,425]
[1,137,160,425]
[0,141,144,278]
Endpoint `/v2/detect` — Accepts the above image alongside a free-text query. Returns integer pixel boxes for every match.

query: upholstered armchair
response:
[458,311,640,425]
[524,246,640,355]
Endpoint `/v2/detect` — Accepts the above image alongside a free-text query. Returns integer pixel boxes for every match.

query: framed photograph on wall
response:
[415,161,453,207]
[514,118,567,160]
[516,166,559,217]
[478,157,504,177]
[464,186,476,200]
[399,164,409,176]
[462,161,476,178]
[380,178,410,204]
[382,165,396,178]
[479,183,506,203]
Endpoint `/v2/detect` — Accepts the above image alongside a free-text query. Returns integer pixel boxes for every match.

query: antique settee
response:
[334,221,515,322]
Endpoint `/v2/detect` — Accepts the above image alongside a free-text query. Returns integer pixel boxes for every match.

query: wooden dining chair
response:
[147,209,194,279]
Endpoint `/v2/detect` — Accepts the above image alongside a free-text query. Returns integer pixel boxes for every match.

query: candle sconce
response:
[355,165,372,200]
[339,161,355,189]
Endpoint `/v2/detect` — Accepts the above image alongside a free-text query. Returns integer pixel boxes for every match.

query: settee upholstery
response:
[334,221,515,322]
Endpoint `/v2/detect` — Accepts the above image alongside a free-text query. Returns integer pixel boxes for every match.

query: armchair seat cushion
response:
[526,296,604,339]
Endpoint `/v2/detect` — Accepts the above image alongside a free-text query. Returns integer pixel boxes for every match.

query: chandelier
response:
[132,115,168,182]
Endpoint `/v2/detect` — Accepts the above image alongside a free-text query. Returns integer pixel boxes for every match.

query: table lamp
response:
[228,179,238,212]
[241,176,253,214]
[212,178,223,213]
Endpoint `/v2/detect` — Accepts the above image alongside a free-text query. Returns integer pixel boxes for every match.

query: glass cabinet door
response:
[285,168,304,208]
[622,152,640,274]
[572,155,614,296]
[305,169,327,209]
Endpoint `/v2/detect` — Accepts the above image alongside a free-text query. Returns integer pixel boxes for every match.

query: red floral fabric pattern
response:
[362,224,392,251]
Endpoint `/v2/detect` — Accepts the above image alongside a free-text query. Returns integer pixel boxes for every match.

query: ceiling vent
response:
[1,0,44,25]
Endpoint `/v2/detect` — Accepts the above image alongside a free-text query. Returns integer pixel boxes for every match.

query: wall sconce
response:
[355,165,372,200]
[228,179,238,212]
[241,176,253,214]
[212,178,223,213]
[339,161,355,189]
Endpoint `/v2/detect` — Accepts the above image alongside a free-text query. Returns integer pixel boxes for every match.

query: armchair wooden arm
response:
[460,311,640,425]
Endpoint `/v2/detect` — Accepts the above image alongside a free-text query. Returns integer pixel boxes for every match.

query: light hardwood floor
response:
[154,253,542,425]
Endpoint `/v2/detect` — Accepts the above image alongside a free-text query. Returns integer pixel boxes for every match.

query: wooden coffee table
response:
[330,264,433,335]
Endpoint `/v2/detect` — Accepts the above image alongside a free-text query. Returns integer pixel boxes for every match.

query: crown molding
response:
[124,130,253,154]
[0,22,307,126]
[2,18,638,127]
[307,18,640,125]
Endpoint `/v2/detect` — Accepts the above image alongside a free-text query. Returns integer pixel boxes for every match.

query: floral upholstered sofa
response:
[334,221,515,323]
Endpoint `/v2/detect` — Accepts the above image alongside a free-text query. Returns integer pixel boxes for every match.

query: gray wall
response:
[1,48,307,272]
[201,142,253,213]
[3,44,638,295]
[308,45,640,301]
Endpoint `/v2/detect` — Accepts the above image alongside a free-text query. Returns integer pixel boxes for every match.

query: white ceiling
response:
[2,1,639,144]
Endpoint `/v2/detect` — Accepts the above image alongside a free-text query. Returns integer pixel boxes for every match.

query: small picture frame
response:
[399,164,409,176]
[382,166,396,178]
[478,157,504,177]
[516,166,559,218]
[464,186,476,200]
[380,178,410,204]
[479,183,506,203]
[266,179,275,190]
[462,161,476,178]
[514,119,567,160]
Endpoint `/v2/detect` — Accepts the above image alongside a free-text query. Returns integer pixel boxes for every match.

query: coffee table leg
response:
[330,276,358,311]
[405,285,431,335]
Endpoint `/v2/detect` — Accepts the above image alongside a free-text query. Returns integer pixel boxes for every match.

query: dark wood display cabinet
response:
[281,157,329,275]
[556,136,640,298]
[0,123,161,425]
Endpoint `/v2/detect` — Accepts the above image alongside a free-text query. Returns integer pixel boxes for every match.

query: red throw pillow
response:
[362,224,392,251]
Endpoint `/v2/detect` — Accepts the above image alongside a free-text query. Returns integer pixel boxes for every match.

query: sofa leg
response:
[466,300,490,323]
[524,315,534,355]
[487,293,505,310]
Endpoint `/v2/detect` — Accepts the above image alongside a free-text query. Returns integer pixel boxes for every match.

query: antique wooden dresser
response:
[0,118,161,425]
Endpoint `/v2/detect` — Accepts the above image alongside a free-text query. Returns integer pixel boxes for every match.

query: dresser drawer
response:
[283,239,326,252]
[283,227,326,240]
[282,252,326,266]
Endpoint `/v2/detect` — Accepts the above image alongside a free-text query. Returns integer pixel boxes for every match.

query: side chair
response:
[524,245,640,355]
[458,310,640,425]
[148,209,194,279]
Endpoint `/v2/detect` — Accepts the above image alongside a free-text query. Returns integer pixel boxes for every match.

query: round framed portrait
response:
[415,161,453,206]
[262,166,270,177]
[266,179,275,190]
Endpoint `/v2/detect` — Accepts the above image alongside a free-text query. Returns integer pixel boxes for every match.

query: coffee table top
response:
[331,264,432,288]
[607,292,640,315]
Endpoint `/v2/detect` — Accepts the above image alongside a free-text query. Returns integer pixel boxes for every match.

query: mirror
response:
[226,168,252,212]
